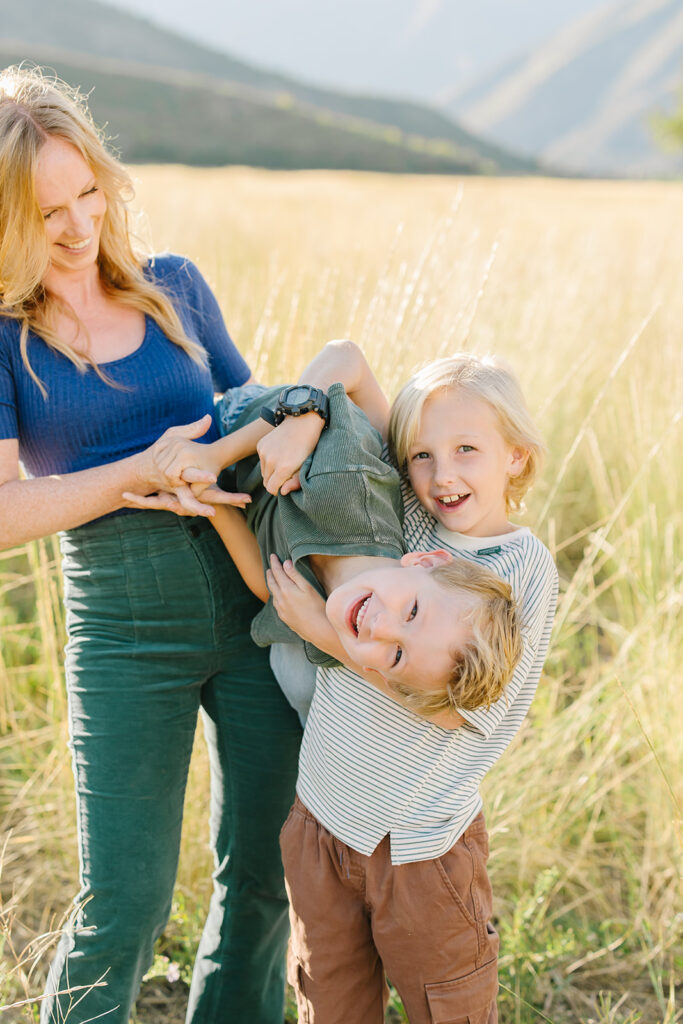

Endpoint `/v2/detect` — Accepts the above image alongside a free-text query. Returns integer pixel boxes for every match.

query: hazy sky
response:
[99,0,614,101]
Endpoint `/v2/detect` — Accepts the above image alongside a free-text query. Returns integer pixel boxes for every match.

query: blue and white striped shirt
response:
[297,485,558,864]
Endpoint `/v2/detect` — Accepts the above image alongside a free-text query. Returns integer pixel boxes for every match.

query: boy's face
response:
[325,552,476,691]
[407,389,527,538]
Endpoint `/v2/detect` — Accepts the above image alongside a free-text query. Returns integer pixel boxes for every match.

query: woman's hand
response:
[122,483,251,517]
[134,415,221,493]
[266,554,329,640]
[256,413,324,495]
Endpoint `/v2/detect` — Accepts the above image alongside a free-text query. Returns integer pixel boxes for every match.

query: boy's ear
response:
[508,446,529,479]
[399,549,453,569]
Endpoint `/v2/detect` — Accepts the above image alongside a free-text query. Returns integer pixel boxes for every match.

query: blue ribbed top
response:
[0,254,250,486]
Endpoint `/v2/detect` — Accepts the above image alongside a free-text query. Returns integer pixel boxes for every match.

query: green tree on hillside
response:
[651,88,683,149]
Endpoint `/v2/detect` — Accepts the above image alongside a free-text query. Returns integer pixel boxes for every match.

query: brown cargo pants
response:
[281,797,499,1024]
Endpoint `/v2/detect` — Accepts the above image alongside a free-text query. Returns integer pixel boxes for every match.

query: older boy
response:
[129,355,536,1023]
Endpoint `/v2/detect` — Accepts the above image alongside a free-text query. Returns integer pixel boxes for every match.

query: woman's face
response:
[34,136,107,278]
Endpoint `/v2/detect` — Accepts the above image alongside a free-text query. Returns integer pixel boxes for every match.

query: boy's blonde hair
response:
[391,558,522,717]
[388,353,545,512]
[0,65,205,395]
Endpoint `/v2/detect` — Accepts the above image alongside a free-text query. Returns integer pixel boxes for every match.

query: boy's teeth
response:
[353,596,370,633]
[440,494,466,505]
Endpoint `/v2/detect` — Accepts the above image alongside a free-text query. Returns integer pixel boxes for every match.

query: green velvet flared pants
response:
[40,510,302,1024]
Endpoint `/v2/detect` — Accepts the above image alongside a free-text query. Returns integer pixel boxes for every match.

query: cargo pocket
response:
[425,957,498,1023]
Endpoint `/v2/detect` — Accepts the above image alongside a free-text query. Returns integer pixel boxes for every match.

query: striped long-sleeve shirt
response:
[296,484,558,865]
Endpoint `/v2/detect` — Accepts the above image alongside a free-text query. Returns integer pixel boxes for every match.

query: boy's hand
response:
[257,413,324,495]
[266,554,328,640]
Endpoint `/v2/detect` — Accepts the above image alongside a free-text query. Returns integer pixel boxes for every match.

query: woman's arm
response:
[0,417,221,550]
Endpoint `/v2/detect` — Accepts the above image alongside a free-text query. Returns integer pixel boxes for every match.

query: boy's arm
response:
[424,707,465,730]
[211,506,269,602]
[298,340,389,436]
[458,555,558,739]
[157,417,273,488]
[121,417,273,514]
[257,340,389,495]
[123,341,385,505]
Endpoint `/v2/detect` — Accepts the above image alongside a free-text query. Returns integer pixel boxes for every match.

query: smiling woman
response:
[0,65,302,1024]
[37,139,107,266]
[33,137,152,364]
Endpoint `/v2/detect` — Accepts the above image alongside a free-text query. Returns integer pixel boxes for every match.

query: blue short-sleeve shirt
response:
[0,254,250,487]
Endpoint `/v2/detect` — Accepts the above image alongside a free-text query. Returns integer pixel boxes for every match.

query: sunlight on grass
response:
[1,170,681,1022]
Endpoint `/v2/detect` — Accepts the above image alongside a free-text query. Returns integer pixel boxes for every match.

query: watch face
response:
[283,386,312,405]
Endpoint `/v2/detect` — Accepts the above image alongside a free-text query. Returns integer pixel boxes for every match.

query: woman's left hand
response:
[122,483,250,517]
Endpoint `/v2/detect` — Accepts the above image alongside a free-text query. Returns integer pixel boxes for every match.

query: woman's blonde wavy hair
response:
[388,353,545,513]
[0,65,205,395]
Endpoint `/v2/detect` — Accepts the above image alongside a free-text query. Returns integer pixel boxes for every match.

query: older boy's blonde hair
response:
[0,65,205,394]
[391,558,522,718]
[388,353,545,512]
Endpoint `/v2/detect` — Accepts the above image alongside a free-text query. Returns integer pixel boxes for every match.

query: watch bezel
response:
[276,385,329,424]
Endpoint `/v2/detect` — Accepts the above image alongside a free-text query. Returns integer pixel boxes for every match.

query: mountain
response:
[0,0,535,174]
[99,0,607,104]
[446,0,683,176]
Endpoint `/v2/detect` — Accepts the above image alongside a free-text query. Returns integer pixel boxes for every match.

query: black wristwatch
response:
[261,385,330,428]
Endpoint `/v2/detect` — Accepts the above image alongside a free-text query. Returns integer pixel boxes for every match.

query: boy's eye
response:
[408,600,417,621]
[458,445,475,453]
[393,646,403,667]
[411,451,430,461]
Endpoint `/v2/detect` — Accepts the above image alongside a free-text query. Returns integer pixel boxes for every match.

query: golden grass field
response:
[1,168,681,1023]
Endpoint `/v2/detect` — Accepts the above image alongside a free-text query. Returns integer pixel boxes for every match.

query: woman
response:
[0,66,301,1024]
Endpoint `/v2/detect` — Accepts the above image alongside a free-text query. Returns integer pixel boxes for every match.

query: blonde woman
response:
[0,66,301,1024]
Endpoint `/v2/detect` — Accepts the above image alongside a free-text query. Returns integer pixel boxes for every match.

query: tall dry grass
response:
[1,169,681,1023]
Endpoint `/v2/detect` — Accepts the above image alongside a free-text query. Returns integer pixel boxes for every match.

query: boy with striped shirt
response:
[265,351,558,1023]
[135,344,556,1022]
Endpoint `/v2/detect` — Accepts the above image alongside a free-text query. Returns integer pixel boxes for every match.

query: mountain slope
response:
[0,45,496,174]
[98,0,608,104]
[0,0,535,173]
[447,0,683,175]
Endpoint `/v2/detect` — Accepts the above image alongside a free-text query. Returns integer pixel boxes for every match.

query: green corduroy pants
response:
[40,510,301,1024]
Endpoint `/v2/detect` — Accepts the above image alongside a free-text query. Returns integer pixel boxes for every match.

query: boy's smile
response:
[407,389,527,538]
[325,552,477,691]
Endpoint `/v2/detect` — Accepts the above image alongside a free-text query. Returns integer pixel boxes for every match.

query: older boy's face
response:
[407,389,526,538]
[325,555,477,691]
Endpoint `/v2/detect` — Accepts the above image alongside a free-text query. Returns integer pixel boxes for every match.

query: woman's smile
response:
[34,136,107,279]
